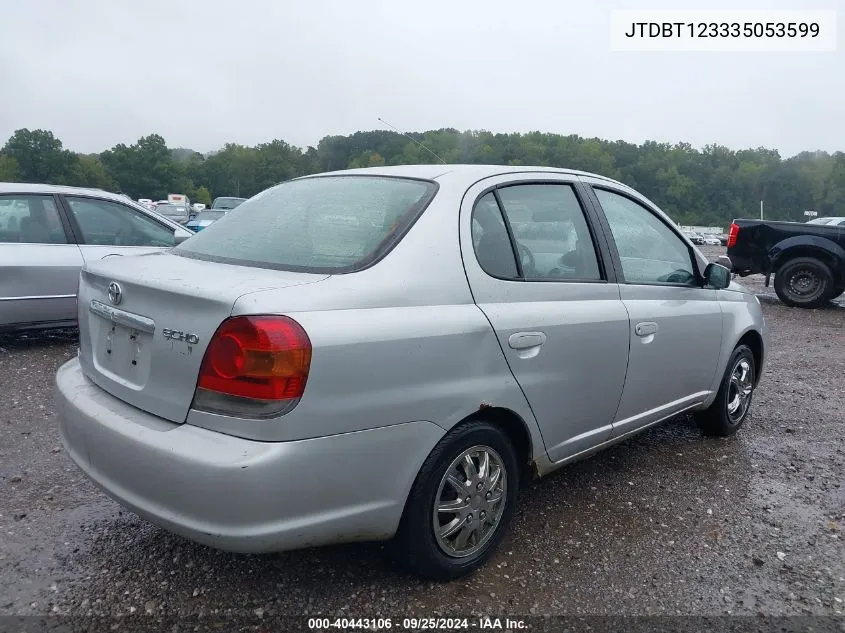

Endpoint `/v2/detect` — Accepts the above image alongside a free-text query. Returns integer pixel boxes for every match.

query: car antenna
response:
[377,117,447,165]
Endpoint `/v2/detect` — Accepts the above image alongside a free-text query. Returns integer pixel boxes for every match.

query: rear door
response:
[583,181,723,436]
[460,174,630,463]
[59,194,181,262]
[0,193,84,328]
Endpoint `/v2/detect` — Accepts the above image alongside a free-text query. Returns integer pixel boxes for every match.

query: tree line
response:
[1,127,843,226]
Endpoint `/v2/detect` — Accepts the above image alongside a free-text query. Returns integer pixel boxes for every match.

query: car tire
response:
[390,420,519,581]
[695,344,756,437]
[773,257,835,308]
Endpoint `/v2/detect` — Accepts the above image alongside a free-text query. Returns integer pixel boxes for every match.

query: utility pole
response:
[760,199,764,220]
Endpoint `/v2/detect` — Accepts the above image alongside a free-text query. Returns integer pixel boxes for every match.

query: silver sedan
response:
[0,183,193,331]
[55,165,767,580]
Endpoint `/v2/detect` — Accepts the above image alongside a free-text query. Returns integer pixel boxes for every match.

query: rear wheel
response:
[773,257,835,308]
[391,421,519,581]
[695,344,756,437]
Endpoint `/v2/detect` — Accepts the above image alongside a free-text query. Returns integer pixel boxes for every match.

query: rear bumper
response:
[55,358,444,553]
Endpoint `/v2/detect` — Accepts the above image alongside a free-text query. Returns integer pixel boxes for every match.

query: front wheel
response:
[695,344,756,437]
[390,421,519,581]
[773,257,835,308]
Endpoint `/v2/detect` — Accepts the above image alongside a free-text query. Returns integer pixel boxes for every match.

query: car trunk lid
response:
[76,251,328,422]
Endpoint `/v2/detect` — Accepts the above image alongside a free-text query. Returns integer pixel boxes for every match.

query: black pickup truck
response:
[726,219,845,308]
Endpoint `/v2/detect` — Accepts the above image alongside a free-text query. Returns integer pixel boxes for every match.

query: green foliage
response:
[3,127,844,227]
[195,185,212,206]
[3,128,77,183]
[100,134,178,199]
[0,153,21,181]
[70,155,118,190]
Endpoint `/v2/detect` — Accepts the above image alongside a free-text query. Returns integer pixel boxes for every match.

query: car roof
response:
[298,164,630,189]
[0,181,189,232]
[0,181,146,204]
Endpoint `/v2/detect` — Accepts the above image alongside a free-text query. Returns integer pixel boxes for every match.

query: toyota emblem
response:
[107,282,123,305]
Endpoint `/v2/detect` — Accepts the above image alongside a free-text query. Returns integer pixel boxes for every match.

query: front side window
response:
[497,184,602,281]
[65,197,176,247]
[0,195,67,244]
[175,176,437,272]
[594,188,696,286]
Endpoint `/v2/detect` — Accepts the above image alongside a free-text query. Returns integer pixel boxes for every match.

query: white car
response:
[703,236,721,245]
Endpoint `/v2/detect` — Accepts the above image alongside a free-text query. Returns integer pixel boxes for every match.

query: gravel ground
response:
[1,245,843,624]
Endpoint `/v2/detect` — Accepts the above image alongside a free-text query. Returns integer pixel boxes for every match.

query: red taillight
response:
[727,223,740,248]
[195,316,311,409]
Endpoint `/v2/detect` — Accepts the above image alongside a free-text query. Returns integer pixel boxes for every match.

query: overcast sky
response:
[1,0,842,157]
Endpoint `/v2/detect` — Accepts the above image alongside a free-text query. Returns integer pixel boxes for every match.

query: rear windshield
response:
[175,176,437,272]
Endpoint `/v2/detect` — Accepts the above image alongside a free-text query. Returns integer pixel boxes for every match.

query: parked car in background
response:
[185,209,226,232]
[211,196,247,210]
[806,216,845,226]
[0,183,192,331]
[56,165,766,580]
[702,235,721,246]
[727,218,845,307]
[168,193,191,209]
[153,203,190,225]
[188,203,207,221]
[138,198,153,210]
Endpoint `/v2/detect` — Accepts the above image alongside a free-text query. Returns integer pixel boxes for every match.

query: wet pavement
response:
[1,247,843,622]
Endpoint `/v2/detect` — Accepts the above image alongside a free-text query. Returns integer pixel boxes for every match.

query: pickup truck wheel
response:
[695,344,756,437]
[773,257,835,308]
[390,421,519,581]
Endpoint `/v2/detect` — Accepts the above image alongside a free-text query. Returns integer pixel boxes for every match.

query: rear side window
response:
[65,197,176,247]
[175,176,437,272]
[471,193,519,278]
[498,184,602,281]
[0,195,67,244]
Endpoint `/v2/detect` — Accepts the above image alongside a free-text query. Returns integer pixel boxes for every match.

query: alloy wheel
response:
[433,445,507,558]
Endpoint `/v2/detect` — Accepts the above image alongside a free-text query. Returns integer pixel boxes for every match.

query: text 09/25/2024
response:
[307,617,528,630]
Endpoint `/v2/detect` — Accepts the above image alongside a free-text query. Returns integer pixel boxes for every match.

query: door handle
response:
[508,332,547,350]
[635,322,658,337]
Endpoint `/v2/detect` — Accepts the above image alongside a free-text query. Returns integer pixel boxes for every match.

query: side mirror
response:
[703,262,731,289]
[174,232,190,245]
